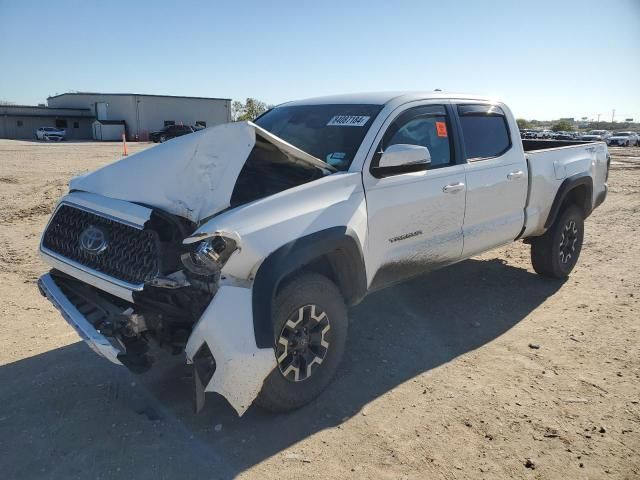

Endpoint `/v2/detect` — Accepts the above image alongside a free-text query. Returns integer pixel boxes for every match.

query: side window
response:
[164,120,175,127]
[458,104,511,160]
[373,105,453,170]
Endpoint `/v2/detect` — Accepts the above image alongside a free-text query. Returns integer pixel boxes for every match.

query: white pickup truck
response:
[38,92,609,415]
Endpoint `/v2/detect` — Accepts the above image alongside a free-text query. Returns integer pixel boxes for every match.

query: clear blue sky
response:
[1,0,639,121]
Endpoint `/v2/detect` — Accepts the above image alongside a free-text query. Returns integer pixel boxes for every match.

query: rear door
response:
[453,102,528,256]
[363,102,466,289]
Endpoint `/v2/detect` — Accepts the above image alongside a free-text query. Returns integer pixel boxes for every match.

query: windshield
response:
[255,104,383,171]
[613,132,629,136]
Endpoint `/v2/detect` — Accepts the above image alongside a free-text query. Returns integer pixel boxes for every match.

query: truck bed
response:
[522,139,598,152]
[521,140,608,239]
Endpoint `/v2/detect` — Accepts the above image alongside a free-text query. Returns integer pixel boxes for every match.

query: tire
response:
[256,272,348,413]
[531,205,584,278]
[159,135,166,143]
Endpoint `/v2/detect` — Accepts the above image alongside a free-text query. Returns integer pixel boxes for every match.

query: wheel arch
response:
[544,173,593,229]
[251,226,367,348]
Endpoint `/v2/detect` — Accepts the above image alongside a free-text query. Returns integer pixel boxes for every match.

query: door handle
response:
[507,170,525,180]
[443,182,465,193]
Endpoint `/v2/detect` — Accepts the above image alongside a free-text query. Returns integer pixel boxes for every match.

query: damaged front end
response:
[38,191,274,415]
[38,121,328,415]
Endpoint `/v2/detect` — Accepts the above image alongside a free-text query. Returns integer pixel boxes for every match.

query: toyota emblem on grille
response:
[79,226,108,254]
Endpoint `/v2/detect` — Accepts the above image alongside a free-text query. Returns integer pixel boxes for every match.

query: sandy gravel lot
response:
[0,140,638,479]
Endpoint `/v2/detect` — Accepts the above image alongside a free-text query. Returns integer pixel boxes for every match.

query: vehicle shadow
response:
[0,258,564,479]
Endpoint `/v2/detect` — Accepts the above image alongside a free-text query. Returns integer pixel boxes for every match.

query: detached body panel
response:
[185,285,276,415]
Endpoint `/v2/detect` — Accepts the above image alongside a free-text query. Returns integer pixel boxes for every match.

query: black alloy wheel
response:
[276,304,331,382]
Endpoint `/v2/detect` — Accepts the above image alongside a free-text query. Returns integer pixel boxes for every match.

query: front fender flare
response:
[251,226,366,349]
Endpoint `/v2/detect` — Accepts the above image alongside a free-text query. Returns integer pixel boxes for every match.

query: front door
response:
[363,103,466,290]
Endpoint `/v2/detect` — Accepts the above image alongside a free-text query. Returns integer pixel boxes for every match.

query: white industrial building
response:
[0,92,231,140]
[47,92,232,141]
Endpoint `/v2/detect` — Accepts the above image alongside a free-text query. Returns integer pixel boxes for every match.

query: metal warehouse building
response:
[47,93,231,140]
[1,92,231,141]
[0,105,94,139]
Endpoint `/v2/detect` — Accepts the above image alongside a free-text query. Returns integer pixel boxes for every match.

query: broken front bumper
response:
[185,284,276,416]
[38,273,276,416]
[38,273,123,365]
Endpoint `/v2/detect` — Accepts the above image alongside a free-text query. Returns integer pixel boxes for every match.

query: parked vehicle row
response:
[520,128,639,146]
[34,124,207,143]
[520,129,581,140]
[519,129,552,139]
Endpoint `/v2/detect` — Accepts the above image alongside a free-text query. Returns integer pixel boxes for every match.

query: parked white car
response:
[37,92,609,416]
[607,131,638,147]
[36,127,66,141]
[541,129,554,139]
[581,129,610,141]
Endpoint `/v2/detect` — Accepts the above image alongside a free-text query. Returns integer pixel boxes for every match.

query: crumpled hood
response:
[70,121,330,223]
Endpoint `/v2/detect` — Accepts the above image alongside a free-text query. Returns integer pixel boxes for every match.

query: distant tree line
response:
[232,98,272,121]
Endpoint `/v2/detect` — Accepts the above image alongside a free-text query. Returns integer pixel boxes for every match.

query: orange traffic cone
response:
[122,132,128,156]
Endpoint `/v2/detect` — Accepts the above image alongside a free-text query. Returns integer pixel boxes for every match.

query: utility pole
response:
[597,113,601,122]
[611,109,615,123]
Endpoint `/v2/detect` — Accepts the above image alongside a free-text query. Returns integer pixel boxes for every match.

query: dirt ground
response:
[0,140,638,480]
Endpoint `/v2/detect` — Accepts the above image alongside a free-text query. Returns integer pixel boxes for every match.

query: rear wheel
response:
[531,205,584,278]
[256,272,348,412]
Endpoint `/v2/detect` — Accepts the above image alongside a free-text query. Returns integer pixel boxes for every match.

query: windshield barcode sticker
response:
[327,115,371,127]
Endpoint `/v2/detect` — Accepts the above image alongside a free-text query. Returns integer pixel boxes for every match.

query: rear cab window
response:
[457,104,511,160]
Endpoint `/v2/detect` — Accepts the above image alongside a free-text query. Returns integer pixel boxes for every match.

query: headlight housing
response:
[181,235,238,277]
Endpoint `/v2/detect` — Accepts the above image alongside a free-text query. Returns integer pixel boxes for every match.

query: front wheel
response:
[159,135,166,143]
[256,272,348,412]
[531,205,584,278]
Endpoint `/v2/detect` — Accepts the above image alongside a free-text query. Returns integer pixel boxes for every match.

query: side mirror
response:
[378,144,431,169]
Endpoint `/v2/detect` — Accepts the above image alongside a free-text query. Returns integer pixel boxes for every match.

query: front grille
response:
[42,204,159,284]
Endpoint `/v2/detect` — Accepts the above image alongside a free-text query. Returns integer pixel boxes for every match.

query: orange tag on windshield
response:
[436,121,448,137]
